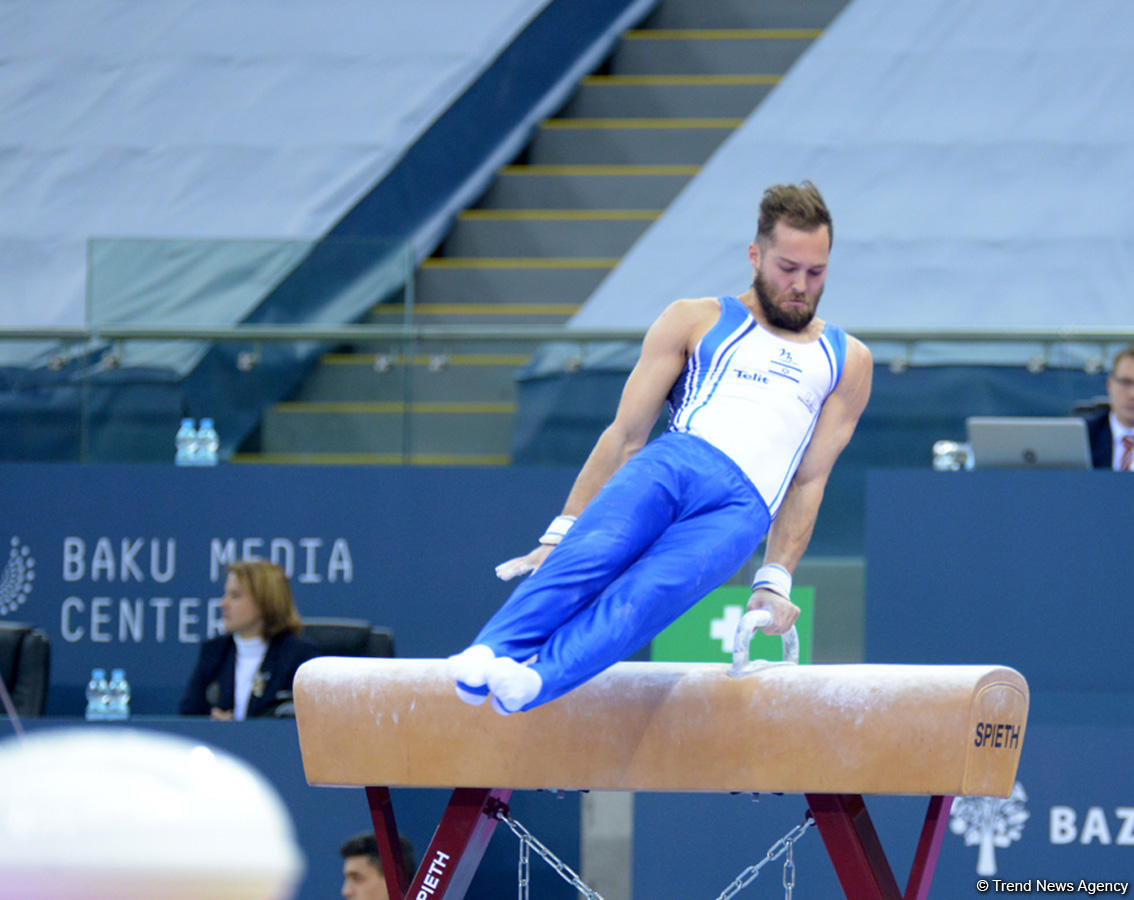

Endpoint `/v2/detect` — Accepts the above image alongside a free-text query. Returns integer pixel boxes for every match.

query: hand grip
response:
[728,609,799,677]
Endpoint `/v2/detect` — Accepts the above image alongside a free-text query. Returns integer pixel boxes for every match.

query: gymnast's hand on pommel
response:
[745,588,800,635]
[495,543,554,581]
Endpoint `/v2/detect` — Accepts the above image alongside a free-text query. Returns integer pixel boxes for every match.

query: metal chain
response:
[713,812,815,900]
[496,807,605,900]
[782,834,796,900]
[517,828,530,900]
[497,805,813,900]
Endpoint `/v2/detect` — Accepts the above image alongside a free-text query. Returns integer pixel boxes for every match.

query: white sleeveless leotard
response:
[666,295,848,516]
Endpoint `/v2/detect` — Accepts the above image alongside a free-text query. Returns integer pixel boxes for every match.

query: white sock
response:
[446,644,495,687]
[454,683,488,706]
[486,657,542,714]
[490,694,513,716]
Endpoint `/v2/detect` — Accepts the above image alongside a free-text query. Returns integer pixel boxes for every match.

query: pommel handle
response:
[728,609,799,676]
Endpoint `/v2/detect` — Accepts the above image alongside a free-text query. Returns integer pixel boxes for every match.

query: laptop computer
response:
[965,416,1091,469]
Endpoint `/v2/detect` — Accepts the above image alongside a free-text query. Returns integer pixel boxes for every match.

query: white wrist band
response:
[539,515,576,545]
[752,563,792,599]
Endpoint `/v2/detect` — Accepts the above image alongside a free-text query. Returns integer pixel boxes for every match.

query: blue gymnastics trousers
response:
[471,431,771,710]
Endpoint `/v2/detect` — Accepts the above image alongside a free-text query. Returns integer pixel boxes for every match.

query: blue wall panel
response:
[6,465,1133,899]
[864,470,1131,696]
[0,463,575,715]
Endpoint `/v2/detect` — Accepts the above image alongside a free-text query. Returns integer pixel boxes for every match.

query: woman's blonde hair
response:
[227,560,302,637]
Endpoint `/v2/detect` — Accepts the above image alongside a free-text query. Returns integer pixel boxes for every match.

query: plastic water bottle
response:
[932,439,974,471]
[85,668,110,721]
[106,668,131,721]
[196,418,219,465]
[175,418,198,466]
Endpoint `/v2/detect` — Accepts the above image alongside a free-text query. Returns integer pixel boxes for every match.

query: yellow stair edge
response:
[321,353,531,366]
[459,209,660,221]
[539,117,742,129]
[273,401,515,414]
[420,257,617,270]
[583,74,781,86]
[623,28,822,40]
[231,452,511,467]
[497,164,700,176]
[370,303,579,316]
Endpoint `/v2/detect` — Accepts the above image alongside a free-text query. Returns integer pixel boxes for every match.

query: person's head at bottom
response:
[340,832,415,900]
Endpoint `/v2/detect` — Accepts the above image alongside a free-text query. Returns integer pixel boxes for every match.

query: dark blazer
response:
[1082,408,1114,470]
[178,631,319,717]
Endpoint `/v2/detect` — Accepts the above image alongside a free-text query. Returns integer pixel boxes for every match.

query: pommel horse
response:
[293,637,1027,900]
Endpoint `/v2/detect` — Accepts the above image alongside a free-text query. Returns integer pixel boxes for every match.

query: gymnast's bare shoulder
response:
[644,296,721,355]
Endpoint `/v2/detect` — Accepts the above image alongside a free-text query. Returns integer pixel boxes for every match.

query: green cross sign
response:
[650,584,814,664]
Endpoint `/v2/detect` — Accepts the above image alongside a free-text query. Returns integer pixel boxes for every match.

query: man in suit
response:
[1084,344,1134,471]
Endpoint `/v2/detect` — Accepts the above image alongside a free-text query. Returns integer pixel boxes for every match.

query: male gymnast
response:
[448,181,873,714]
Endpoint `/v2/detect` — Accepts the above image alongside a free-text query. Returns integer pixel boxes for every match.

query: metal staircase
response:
[242,0,848,465]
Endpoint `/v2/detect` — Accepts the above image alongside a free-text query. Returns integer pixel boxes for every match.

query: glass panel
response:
[1,245,1126,469]
[1,237,414,462]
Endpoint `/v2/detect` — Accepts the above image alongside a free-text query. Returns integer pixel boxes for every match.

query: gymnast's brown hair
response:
[756,180,833,249]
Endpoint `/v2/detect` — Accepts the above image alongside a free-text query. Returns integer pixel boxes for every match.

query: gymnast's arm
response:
[749,335,873,633]
[501,298,717,576]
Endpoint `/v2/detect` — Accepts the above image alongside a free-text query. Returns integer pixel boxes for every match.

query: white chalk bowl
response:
[0,727,304,900]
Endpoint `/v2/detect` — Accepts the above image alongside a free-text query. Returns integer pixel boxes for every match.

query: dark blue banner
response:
[6,464,1132,899]
[0,463,576,714]
[864,469,1131,694]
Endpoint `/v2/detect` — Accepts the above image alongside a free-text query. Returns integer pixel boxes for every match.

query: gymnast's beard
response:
[754,270,821,332]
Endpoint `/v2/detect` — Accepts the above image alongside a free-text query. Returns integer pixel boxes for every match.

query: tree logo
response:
[949,782,1030,875]
[0,536,36,617]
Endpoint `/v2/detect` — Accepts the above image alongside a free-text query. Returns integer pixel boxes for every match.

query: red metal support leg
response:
[805,793,903,900]
[403,787,513,900]
[366,785,411,900]
[904,795,954,900]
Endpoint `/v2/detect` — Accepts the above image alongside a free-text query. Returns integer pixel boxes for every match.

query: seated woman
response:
[179,560,318,720]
